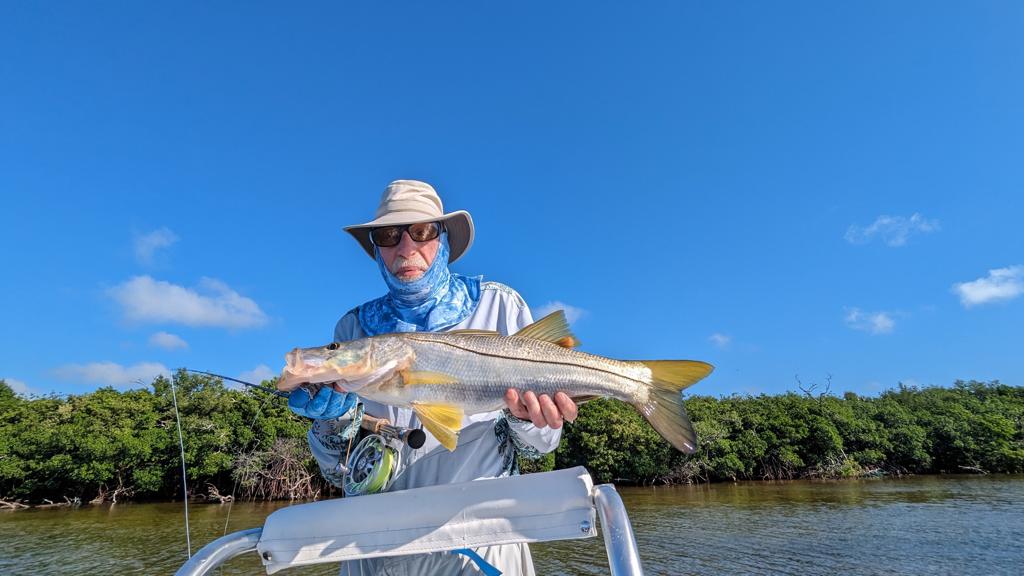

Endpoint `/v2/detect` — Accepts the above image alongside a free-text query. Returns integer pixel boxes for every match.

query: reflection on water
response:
[0,500,331,576]
[533,475,1024,576]
[2,476,1021,575]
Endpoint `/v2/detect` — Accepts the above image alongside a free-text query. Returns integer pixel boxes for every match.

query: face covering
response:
[358,230,481,335]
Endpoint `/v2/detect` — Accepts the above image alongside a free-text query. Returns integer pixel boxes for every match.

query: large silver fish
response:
[278,311,713,453]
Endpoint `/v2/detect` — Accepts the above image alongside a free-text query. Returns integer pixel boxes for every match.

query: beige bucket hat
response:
[344,180,475,263]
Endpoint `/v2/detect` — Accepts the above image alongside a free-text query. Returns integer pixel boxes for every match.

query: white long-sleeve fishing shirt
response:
[306,281,561,576]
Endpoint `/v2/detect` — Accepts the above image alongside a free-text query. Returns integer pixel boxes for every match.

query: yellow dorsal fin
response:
[411,401,464,451]
[446,329,500,336]
[513,310,580,348]
[401,370,459,386]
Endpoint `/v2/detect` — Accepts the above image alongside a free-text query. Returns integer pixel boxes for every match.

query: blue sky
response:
[1,2,1021,398]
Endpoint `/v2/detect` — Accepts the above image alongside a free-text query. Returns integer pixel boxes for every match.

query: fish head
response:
[278,339,376,392]
[277,336,414,394]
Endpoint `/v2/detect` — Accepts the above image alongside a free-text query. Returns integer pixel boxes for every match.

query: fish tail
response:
[634,360,713,454]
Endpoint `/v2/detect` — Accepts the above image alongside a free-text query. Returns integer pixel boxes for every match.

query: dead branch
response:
[89,483,135,504]
[0,498,30,510]
[958,465,988,475]
[205,483,233,503]
[795,373,832,399]
[232,438,329,500]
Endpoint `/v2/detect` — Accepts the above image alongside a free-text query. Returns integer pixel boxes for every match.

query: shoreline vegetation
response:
[1,373,1021,508]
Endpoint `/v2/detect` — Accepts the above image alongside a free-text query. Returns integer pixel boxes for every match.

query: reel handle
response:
[360,413,427,449]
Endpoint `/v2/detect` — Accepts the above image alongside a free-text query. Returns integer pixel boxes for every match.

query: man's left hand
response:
[504,389,578,429]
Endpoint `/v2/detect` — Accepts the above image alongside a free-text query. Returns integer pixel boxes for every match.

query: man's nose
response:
[395,231,418,255]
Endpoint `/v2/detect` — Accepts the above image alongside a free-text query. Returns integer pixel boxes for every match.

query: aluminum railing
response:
[175,528,261,576]
[593,484,645,575]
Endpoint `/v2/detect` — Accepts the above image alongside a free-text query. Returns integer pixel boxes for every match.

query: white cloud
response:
[709,333,731,348]
[109,275,268,328]
[134,227,179,265]
[53,361,170,388]
[239,364,277,386]
[845,213,939,247]
[149,331,189,350]
[952,266,1024,308]
[533,301,587,325]
[844,308,895,334]
[3,377,34,396]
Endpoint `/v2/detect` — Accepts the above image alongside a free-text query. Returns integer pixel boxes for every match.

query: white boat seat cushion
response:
[257,466,597,574]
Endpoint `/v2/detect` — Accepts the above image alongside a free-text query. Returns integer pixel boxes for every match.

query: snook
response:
[278,311,713,453]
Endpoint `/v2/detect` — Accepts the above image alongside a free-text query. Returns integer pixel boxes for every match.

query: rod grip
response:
[360,413,427,449]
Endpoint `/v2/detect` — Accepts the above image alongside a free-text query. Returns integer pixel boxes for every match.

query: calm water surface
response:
[2,476,1021,575]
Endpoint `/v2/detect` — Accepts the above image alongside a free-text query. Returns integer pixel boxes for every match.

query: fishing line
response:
[179,369,290,538]
[221,390,277,538]
[169,370,283,561]
[169,377,191,559]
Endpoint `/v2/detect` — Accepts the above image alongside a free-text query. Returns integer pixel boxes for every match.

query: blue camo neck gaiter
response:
[357,230,481,335]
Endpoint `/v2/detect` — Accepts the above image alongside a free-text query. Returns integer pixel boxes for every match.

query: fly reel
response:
[342,433,400,496]
[341,414,426,497]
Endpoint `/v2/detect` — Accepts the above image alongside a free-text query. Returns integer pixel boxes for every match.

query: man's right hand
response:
[288,386,358,420]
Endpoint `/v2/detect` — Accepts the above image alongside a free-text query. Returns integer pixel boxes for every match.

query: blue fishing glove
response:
[288,386,358,420]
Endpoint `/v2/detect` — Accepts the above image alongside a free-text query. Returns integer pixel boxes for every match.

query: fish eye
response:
[327,342,340,351]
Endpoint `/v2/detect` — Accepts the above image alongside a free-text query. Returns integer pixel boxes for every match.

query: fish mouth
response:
[279,347,336,391]
[284,347,312,375]
[285,348,302,373]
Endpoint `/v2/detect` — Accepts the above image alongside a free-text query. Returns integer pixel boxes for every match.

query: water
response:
[2,476,1021,575]
[534,476,1024,575]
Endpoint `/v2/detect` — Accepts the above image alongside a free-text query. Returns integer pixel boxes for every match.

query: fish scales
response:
[381,333,650,414]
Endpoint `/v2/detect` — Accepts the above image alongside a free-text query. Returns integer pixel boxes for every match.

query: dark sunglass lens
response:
[371,226,402,246]
[408,222,440,242]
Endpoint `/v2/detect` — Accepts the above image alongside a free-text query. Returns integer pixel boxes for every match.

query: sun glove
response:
[288,386,358,420]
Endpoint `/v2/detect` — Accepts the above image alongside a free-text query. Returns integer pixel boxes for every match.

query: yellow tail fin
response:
[635,360,713,453]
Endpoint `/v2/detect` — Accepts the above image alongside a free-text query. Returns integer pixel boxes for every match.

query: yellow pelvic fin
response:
[411,401,464,451]
[513,310,581,348]
[401,370,459,386]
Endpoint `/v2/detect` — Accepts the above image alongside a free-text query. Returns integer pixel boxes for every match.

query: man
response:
[288,179,578,575]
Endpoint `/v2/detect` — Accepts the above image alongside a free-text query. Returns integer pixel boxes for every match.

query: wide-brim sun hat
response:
[344,180,475,263]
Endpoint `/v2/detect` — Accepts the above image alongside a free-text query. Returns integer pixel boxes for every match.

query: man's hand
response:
[504,389,578,429]
[288,386,358,420]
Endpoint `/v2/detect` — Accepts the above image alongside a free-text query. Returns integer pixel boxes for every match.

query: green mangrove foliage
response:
[1,374,1021,503]
[0,371,320,504]
[554,381,1024,483]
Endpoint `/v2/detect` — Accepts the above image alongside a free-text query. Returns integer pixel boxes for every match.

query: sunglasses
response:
[369,221,443,247]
